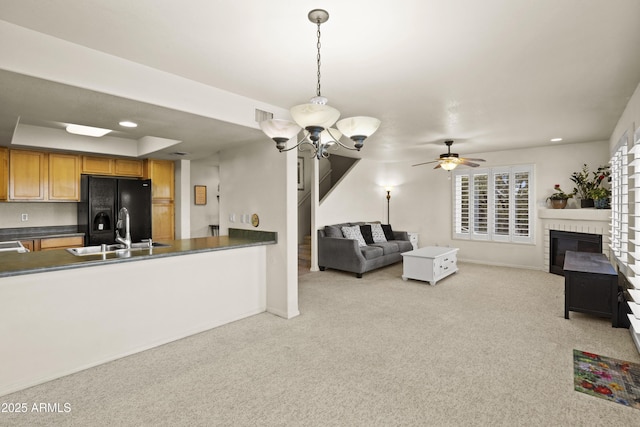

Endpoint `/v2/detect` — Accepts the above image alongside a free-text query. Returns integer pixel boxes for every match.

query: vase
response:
[580,199,594,208]
[550,199,567,209]
[594,198,608,209]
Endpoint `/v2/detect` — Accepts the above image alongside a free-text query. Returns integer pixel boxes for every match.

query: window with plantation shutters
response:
[453,165,534,243]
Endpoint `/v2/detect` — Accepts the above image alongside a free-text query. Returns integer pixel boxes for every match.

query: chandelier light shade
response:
[260,9,380,159]
[259,119,302,150]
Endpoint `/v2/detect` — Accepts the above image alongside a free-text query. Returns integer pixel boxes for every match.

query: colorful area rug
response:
[574,349,640,409]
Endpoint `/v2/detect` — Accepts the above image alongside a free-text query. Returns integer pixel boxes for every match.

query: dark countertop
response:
[0,230,277,278]
[0,225,84,242]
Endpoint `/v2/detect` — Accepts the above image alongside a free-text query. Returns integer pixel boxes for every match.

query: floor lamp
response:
[385,187,392,224]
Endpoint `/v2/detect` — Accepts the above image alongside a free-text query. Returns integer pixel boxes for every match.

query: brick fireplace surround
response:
[539,208,611,273]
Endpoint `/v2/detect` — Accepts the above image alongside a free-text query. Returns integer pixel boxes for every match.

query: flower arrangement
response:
[548,184,573,200]
[570,164,611,200]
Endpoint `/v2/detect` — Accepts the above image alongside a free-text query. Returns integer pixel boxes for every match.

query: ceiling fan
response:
[412,140,485,171]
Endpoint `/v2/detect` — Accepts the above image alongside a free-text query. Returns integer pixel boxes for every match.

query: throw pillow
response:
[381,224,395,241]
[359,225,374,244]
[324,225,342,238]
[368,223,387,243]
[341,225,367,247]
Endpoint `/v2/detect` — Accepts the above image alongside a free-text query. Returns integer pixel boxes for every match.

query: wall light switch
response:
[21,213,28,222]
[229,214,236,222]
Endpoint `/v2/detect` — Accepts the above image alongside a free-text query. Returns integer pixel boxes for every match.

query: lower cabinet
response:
[152,202,175,241]
[18,236,83,252]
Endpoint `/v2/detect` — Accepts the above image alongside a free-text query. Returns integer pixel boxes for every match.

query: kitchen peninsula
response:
[0,229,276,396]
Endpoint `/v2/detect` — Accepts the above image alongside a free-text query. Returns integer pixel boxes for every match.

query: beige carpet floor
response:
[2,262,639,426]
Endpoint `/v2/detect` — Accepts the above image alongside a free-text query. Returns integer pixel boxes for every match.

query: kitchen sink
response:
[66,241,171,256]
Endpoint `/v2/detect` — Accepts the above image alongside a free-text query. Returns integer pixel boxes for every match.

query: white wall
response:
[0,245,267,397]
[190,158,220,238]
[219,140,299,319]
[610,82,640,151]
[0,202,76,228]
[318,141,609,270]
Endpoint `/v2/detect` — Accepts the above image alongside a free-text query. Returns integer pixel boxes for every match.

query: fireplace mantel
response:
[538,208,610,222]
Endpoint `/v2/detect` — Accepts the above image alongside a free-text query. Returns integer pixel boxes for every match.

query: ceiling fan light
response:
[259,119,301,142]
[290,103,340,130]
[440,159,458,171]
[336,116,381,138]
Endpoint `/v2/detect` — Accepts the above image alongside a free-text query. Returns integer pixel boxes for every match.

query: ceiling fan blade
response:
[463,158,485,162]
[412,160,439,167]
[459,160,481,167]
[433,163,442,169]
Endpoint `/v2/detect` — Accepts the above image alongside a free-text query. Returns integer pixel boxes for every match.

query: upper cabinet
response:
[9,149,47,200]
[81,155,143,177]
[114,159,143,177]
[81,155,114,175]
[49,153,80,201]
[144,159,174,201]
[8,150,80,201]
[0,147,7,201]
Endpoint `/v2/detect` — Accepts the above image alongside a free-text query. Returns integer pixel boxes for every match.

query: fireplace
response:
[549,230,602,275]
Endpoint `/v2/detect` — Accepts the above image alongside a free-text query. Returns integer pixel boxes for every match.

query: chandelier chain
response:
[316,21,322,97]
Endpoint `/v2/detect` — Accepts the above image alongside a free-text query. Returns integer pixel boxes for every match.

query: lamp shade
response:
[290,103,340,129]
[259,119,301,141]
[440,159,458,171]
[336,116,381,138]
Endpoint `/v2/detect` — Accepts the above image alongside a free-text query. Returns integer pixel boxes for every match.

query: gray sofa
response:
[318,222,413,278]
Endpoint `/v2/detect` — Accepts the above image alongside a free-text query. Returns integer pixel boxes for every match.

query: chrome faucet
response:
[115,207,132,249]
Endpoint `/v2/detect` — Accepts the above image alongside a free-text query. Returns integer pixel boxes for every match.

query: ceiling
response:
[1,0,640,163]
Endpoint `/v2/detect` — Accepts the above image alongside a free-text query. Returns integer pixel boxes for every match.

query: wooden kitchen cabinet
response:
[81,155,114,175]
[40,236,84,251]
[114,158,143,177]
[144,159,174,200]
[81,155,143,177]
[152,202,175,240]
[0,147,7,201]
[144,159,175,240]
[49,153,80,201]
[20,240,40,252]
[9,149,47,200]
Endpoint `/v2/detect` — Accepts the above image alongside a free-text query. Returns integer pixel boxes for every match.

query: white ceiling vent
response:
[255,108,273,123]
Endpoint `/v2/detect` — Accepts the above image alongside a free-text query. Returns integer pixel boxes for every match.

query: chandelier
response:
[259,9,381,159]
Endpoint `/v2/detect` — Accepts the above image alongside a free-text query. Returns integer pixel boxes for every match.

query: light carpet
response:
[1,262,639,426]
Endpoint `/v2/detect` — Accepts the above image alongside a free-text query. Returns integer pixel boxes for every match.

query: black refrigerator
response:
[78,175,152,246]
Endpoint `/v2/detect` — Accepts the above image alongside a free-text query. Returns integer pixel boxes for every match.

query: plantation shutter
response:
[493,170,510,241]
[512,167,533,243]
[454,174,470,239]
[453,165,534,244]
[473,172,489,240]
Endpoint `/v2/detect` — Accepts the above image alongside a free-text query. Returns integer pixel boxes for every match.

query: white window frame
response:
[453,165,535,244]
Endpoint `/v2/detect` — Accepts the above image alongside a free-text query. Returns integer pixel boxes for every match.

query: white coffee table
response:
[401,246,459,285]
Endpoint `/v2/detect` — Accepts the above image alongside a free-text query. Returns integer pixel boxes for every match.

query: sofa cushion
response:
[324,225,343,238]
[341,225,367,247]
[368,223,387,243]
[370,241,400,255]
[381,224,395,241]
[392,240,414,253]
[359,225,374,244]
[360,245,384,260]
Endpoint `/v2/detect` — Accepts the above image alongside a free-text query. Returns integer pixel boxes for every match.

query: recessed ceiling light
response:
[550,137,563,142]
[66,124,112,137]
[119,121,138,128]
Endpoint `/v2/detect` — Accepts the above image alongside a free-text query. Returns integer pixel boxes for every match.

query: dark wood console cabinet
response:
[563,251,619,327]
